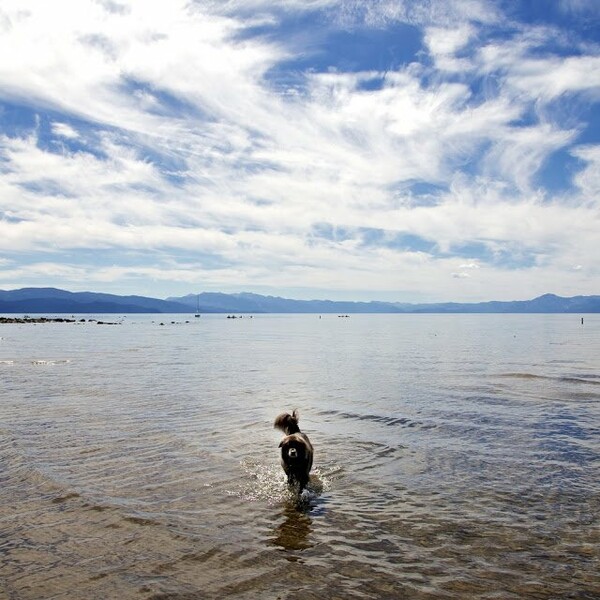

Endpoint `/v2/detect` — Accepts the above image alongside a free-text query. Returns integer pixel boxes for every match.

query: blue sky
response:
[0,0,598,302]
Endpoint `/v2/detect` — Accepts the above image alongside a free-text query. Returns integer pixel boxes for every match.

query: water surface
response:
[1,314,598,599]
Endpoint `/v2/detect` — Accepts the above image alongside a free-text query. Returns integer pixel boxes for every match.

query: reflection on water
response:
[269,501,315,554]
[0,314,599,599]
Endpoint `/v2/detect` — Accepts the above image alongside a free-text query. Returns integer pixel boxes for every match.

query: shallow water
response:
[0,314,598,599]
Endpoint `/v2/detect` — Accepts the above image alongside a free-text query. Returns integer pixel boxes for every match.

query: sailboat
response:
[195,294,201,317]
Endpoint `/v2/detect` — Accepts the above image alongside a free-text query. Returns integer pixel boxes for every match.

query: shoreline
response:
[0,317,119,325]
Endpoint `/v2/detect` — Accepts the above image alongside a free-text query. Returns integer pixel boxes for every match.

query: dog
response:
[274,410,314,492]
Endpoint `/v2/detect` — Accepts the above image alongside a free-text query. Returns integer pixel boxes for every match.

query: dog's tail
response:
[274,409,301,435]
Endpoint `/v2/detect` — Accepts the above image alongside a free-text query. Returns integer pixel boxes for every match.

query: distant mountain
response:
[394,294,600,314]
[168,292,600,314]
[0,287,209,314]
[0,288,598,314]
[168,292,404,313]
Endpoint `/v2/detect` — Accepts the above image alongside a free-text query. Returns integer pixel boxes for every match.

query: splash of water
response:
[232,459,342,506]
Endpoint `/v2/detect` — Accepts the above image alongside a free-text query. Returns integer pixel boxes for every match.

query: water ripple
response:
[1,314,599,599]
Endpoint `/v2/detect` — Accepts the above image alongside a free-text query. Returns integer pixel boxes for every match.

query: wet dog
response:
[274,410,313,492]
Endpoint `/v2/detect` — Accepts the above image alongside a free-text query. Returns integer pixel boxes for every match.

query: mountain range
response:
[0,288,598,314]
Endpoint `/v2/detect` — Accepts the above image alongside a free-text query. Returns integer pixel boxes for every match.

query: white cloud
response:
[335,0,501,29]
[483,124,576,193]
[508,55,600,101]
[0,0,597,301]
[571,144,600,200]
[558,0,600,15]
[51,122,80,139]
[424,24,475,71]
[476,28,600,102]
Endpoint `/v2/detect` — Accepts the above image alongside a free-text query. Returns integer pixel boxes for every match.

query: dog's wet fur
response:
[274,410,314,492]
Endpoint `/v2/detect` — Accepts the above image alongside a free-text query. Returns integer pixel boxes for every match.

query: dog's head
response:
[274,409,301,436]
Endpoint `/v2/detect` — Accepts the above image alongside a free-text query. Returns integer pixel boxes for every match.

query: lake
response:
[0,314,598,599]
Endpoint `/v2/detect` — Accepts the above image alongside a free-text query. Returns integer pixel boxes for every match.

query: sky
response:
[0,0,599,302]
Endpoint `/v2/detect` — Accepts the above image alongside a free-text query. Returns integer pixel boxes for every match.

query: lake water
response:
[0,314,598,599]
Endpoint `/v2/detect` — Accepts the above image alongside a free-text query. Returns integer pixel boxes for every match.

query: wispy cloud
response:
[0,0,597,300]
[51,122,80,139]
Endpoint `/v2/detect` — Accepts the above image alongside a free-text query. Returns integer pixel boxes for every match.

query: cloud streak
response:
[0,0,598,301]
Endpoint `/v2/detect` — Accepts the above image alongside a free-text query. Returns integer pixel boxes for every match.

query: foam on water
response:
[233,459,339,508]
[30,359,71,365]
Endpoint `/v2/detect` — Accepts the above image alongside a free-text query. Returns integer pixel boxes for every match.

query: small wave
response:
[498,372,543,379]
[0,433,83,504]
[319,408,428,429]
[0,360,14,365]
[499,372,600,385]
[123,513,161,527]
[51,492,81,504]
[560,376,600,385]
[31,359,71,366]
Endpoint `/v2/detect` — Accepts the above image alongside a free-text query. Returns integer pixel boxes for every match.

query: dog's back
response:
[274,410,314,490]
